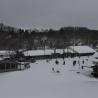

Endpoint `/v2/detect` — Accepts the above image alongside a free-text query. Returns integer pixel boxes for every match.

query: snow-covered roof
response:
[24,49,73,56]
[0,51,15,55]
[69,46,96,54]
[24,50,54,56]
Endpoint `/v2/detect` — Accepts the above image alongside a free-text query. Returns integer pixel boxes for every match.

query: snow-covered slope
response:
[0,57,98,98]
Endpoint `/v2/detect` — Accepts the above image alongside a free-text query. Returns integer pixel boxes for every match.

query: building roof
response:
[24,50,54,56]
[0,51,15,56]
[0,59,19,64]
[69,46,96,54]
[24,49,73,56]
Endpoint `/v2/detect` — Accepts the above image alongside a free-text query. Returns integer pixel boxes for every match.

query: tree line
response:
[0,23,98,50]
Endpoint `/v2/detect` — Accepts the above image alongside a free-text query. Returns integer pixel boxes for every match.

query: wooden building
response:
[0,59,30,73]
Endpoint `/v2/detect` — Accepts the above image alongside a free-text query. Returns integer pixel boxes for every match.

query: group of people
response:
[73,60,85,69]
[55,59,65,65]
[51,56,87,74]
[51,59,66,73]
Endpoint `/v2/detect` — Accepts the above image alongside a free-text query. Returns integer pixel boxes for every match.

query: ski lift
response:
[62,52,65,65]
[62,49,65,59]
[53,48,59,65]
[78,60,80,66]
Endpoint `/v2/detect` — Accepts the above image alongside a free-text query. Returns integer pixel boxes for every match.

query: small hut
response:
[0,59,29,72]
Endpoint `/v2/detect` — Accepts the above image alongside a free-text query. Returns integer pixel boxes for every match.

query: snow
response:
[24,49,54,56]
[0,51,15,60]
[0,50,15,55]
[0,54,98,98]
[24,46,95,57]
[69,46,96,54]
[24,49,73,56]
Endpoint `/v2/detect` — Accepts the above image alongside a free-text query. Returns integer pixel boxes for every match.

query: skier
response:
[55,60,59,65]
[52,67,55,72]
[81,66,84,69]
[78,60,80,66]
[82,60,84,64]
[46,59,49,63]
[73,60,76,66]
[63,61,65,65]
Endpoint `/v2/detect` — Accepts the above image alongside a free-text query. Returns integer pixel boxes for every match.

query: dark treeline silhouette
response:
[0,23,98,50]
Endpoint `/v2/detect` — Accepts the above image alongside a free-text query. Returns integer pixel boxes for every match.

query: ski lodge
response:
[23,46,96,60]
[24,50,57,59]
[0,59,21,72]
[0,58,30,73]
[69,46,96,56]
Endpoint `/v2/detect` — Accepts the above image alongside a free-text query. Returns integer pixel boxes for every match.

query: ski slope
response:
[0,56,98,98]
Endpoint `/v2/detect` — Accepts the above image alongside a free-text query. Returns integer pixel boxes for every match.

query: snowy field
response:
[0,55,98,98]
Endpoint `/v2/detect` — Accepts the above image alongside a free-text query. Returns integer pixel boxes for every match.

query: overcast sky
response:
[0,0,98,29]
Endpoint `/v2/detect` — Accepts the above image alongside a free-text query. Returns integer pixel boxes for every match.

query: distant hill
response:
[0,23,98,50]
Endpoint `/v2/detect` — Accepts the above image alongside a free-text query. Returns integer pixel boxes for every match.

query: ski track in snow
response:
[0,56,98,98]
